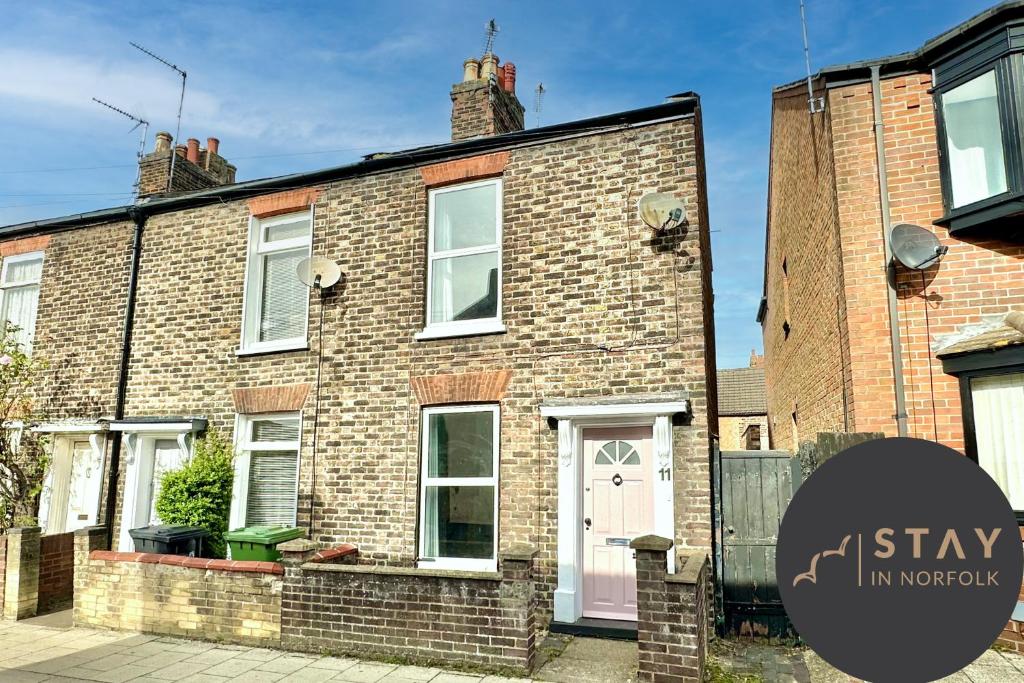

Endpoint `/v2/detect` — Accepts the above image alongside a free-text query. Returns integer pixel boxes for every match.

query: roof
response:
[717,367,767,416]
[0,95,700,239]
[774,1,1024,92]
[935,312,1024,358]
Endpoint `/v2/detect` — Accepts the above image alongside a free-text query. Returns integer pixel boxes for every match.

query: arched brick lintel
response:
[411,370,513,406]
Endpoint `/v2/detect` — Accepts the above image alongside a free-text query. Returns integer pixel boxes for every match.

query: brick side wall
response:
[763,82,850,450]
[74,549,282,645]
[109,117,715,620]
[279,552,537,674]
[37,532,73,613]
[0,535,7,616]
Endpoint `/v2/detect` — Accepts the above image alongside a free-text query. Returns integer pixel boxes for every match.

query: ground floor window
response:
[418,405,499,571]
[969,371,1024,512]
[236,413,301,527]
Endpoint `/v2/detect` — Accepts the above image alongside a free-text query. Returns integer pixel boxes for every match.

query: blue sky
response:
[0,0,996,368]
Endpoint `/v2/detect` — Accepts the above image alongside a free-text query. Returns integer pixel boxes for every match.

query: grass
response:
[704,654,764,683]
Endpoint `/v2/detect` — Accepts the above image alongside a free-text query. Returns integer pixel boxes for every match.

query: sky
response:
[0,0,998,368]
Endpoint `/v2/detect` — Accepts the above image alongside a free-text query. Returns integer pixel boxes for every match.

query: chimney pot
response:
[480,53,499,80]
[207,137,220,156]
[462,58,481,82]
[186,138,200,163]
[154,131,173,153]
[175,144,187,158]
[502,62,517,93]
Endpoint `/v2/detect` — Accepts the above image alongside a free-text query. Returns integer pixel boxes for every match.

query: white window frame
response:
[0,251,44,352]
[416,178,504,340]
[418,404,500,572]
[238,209,313,355]
[229,412,302,530]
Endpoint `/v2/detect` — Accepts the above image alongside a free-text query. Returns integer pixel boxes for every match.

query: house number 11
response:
[659,467,671,481]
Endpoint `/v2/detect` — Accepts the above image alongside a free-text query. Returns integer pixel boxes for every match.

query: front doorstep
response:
[549,617,638,641]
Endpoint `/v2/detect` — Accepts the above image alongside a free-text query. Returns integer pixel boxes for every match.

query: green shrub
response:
[155,430,234,558]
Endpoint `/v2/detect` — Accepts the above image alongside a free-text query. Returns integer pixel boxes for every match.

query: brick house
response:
[1,51,717,633]
[717,352,768,451]
[759,2,1024,644]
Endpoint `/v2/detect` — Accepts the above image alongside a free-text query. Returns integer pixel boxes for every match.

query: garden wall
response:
[38,532,74,613]
[73,527,282,645]
[632,536,711,683]
[278,540,537,675]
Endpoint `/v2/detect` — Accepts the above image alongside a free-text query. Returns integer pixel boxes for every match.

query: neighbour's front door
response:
[582,426,655,621]
[64,439,102,532]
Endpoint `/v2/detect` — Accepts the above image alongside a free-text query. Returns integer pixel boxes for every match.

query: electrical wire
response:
[920,270,939,442]
[309,285,326,541]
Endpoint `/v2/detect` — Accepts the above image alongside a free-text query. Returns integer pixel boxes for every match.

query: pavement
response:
[0,612,635,683]
[712,638,1024,682]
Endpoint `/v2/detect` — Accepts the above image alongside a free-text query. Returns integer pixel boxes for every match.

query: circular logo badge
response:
[777,438,1023,682]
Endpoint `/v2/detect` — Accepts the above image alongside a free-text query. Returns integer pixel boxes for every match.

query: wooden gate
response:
[715,449,801,638]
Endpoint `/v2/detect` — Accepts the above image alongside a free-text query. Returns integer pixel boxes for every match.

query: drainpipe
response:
[103,207,146,549]
[870,65,909,438]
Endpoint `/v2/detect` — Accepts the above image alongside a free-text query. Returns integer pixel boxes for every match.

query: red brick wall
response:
[38,532,74,613]
[767,72,1024,451]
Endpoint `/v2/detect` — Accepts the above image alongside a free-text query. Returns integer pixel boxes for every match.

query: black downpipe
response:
[104,207,145,549]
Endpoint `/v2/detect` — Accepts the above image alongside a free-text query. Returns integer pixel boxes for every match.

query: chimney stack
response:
[137,133,237,198]
[450,50,525,141]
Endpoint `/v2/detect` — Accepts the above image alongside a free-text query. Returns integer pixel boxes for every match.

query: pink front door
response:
[582,426,655,621]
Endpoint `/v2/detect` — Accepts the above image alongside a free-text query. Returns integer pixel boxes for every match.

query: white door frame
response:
[34,423,108,535]
[540,400,687,624]
[111,420,204,552]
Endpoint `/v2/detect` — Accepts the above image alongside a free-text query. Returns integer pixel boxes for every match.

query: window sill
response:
[416,558,498,573]
[934,191,1024,235]
[415,321,506,341]
[235,342,309,357]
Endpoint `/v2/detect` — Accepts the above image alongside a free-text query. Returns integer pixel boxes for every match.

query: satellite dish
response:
[638,192,687,232]
[297,256,342,289]
[890,224,948,270]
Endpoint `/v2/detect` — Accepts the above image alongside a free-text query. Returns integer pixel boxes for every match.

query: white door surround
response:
[110,419,206,552]
[540,398,687,624]
[34,422,108,535]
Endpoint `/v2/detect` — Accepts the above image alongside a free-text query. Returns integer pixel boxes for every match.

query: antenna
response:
[534,83,546,128]
[890,224,948,270]
[482,19,499,58]
[297,256,342,290]
[799,0,825,114]
[638,192,687,233]
[92,98,149,201]
[130,41,187,193]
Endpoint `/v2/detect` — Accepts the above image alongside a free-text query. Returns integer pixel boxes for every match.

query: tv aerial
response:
[297,256,342,290]
[637,192,687,233]
[91,98,149,201]
[890,224,948,270]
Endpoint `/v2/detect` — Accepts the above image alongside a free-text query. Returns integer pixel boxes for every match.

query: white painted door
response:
[582,426,655,621]
[64,439,102,532]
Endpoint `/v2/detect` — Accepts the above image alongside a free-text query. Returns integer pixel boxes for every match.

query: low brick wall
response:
[38,532,74,613]
[73,527,283,645]
[632,536,710,683]
[278,539,538,675]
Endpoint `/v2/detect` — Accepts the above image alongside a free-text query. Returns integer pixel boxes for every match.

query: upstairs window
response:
[0,252,43,352]
[241,211,312,353]
[941,70,1008,208]
[418,179,503,340]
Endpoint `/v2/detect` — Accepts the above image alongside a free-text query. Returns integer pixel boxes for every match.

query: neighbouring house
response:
[717,351,768,451]
[760,1,1024,648]
[2,47,717,647]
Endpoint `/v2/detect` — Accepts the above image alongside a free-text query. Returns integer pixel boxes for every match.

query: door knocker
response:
[612,473,623,487]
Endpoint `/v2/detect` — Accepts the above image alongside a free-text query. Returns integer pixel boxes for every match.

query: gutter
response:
[103,206,145,549]
[870,65,909,438]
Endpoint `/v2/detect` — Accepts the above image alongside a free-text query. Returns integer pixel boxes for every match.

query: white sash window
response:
[240,211,312,354]
[231,413,302,528]
[0,252,44,352]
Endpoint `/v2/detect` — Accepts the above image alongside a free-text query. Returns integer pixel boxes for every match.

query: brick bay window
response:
[0,251,43,352]
[933,29,1024,232]
[239,210,312,354]
[230,413,302,528]
[416,178,504,340]
[418,405,499,571]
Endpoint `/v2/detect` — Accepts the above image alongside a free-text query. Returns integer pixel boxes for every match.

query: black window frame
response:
[941,344,1024,524]
[933,22,1024,233]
